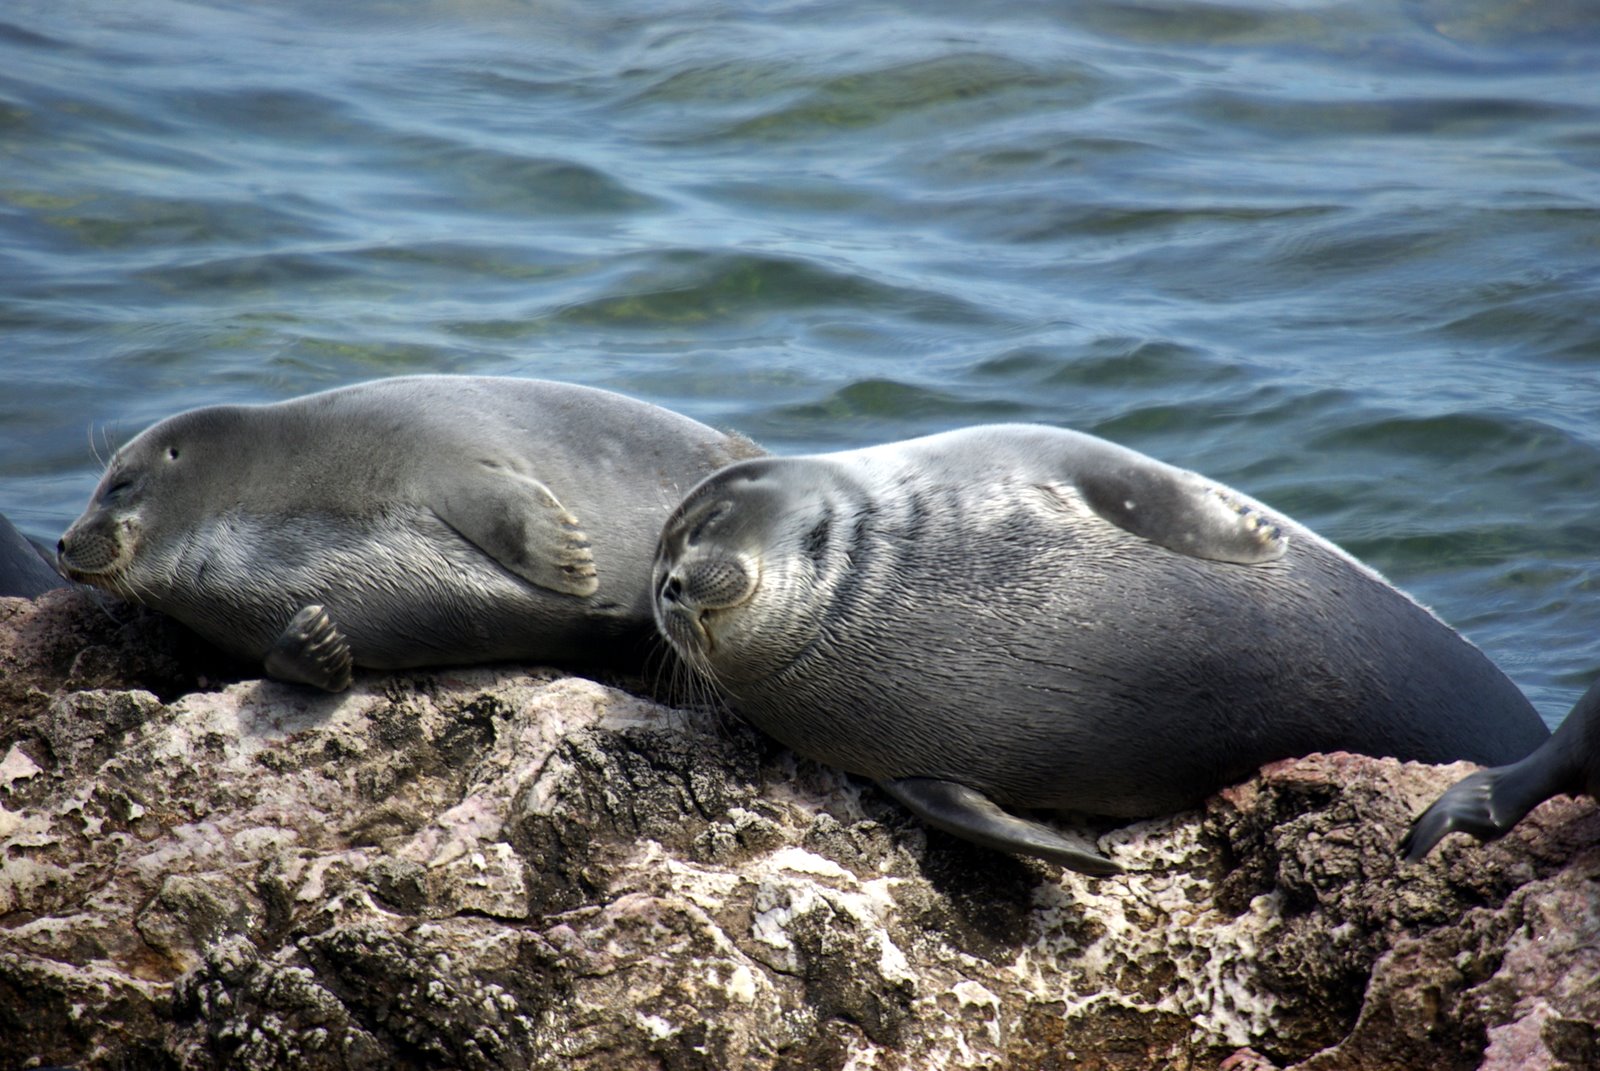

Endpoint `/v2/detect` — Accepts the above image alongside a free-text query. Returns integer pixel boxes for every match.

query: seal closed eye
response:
[58,375,764,690]
[652,423,1550,874]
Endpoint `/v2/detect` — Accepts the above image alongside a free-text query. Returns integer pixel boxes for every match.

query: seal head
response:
[60,406,248,595]
[655,458,862,687]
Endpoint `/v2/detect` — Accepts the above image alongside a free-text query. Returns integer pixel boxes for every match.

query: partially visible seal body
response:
[1403,674,1599,860]
[59,376,763,690]
[652,424,1550,874]
[0,512,69,598]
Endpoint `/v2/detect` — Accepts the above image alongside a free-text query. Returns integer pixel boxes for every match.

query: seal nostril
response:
[56,538,66,553]
[661,575,683,602]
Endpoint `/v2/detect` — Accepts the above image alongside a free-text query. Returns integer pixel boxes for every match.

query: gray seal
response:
[58,375,763,690]
[652,424,1550,874]
[1402,675,1598,860]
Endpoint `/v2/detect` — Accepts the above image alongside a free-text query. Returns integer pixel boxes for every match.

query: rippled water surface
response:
[2,0,1597,720]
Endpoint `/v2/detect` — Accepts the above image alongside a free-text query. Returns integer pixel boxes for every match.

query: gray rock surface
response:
[1,588,1596,1070]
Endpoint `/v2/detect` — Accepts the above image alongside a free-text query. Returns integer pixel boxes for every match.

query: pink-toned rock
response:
[1,589,1596,1070]
[1220,1049,1280,1071]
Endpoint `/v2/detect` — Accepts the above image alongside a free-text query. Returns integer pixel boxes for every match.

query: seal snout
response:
[654,550,760,660]
[57,519,132,581]
[655,555,757,616]
[654,567,707,656]
[677,557,754,609]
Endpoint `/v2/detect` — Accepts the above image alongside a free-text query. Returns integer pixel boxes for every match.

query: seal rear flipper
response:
[1062,463,1288,565]
[435,466,598,597]
[1400,739,1582,862]
[264,604,354,692]
[882,776,1123,876]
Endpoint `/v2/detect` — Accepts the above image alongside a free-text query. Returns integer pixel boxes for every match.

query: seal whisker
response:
[105,570,141,610]
[642,631,691,707]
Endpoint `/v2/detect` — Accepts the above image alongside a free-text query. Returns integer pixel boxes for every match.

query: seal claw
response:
[437,472,601,597]
[265,603,355,692]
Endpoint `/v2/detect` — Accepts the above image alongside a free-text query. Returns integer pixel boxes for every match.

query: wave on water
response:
[0,0,1595,716]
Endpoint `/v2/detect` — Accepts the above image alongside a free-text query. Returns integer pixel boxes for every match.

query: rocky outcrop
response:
[1,588,1596,1070]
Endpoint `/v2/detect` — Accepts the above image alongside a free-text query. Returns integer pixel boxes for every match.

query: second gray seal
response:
[58,375,763,690]
[652,424,1551,874]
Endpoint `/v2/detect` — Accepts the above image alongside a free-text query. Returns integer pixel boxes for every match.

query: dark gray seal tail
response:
[1402,673,1600,861]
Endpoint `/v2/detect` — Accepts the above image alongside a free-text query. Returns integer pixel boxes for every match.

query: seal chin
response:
[657,600,711,660]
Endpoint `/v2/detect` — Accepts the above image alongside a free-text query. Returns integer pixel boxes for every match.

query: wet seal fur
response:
[1403,674,1599,860]
[59,375,763,690]
[653,424,1550,874]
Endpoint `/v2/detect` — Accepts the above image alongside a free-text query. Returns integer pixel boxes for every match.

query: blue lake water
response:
[2,0,1596,723]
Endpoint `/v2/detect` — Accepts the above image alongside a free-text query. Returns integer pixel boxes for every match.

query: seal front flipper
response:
[264,604,354,692]
[1063,461,1288,565]
[882,777,1123,876]
[435,464,599,596]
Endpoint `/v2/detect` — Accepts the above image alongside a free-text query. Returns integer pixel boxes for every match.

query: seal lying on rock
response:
[1403,674,1598,860]
[58,376,763,690]
[652,424,1550,874]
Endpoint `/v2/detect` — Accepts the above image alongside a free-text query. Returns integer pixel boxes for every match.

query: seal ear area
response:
[125,404,253,469]
[1051,463,1288,565]
[433,463,598,597]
